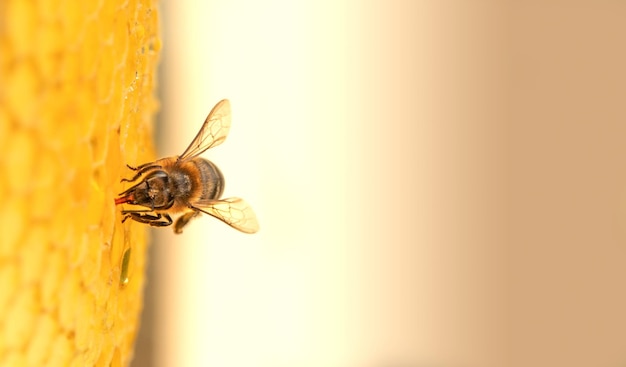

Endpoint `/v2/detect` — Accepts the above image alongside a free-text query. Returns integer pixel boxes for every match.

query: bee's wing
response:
[179,99,232,161]
[192,197,259,234]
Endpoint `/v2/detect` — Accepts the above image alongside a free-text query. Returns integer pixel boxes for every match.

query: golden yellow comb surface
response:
[0,0,160,365]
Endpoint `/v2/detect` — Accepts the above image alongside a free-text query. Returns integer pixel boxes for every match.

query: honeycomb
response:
[0,0,160,365]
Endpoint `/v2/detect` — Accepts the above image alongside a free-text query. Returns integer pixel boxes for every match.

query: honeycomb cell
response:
[4,129,37,194]
[59,0,86,47]
[5,61,40,127]
[0,108,10,150]
[6,0,37,57]
[78,21,101,78]
[56,275,79,335]
[96,45,118,102]
[81,231,104,286]
[57,49,80,84]
[25,313,59,367]
[3,285,38,350]
[111,16,130,67]
[37,0,63,23]
[48,334,73,366]
[83,0,105,19]
[0,263,19,317]
[87,178,106,227]
[34,22,65,77]
[39,249,64,312]
[73,291,97,355]
[68,232,88,269]
[0,197,27,258]
[19,225,49,286]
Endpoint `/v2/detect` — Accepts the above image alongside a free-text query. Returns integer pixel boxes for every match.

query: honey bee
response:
[115,99,259,234]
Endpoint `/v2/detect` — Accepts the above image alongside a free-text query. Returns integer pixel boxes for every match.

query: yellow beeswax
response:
[0,0,161,365]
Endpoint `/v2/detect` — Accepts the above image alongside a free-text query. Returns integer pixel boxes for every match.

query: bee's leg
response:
[173,211,201,234]
[120,163,163,183]
[125,161,159,171]
[121,210,173,227]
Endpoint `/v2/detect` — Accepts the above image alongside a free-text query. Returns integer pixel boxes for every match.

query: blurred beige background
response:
[132,1,626,366]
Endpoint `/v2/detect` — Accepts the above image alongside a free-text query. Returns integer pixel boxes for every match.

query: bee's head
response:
[116,170,175,210]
